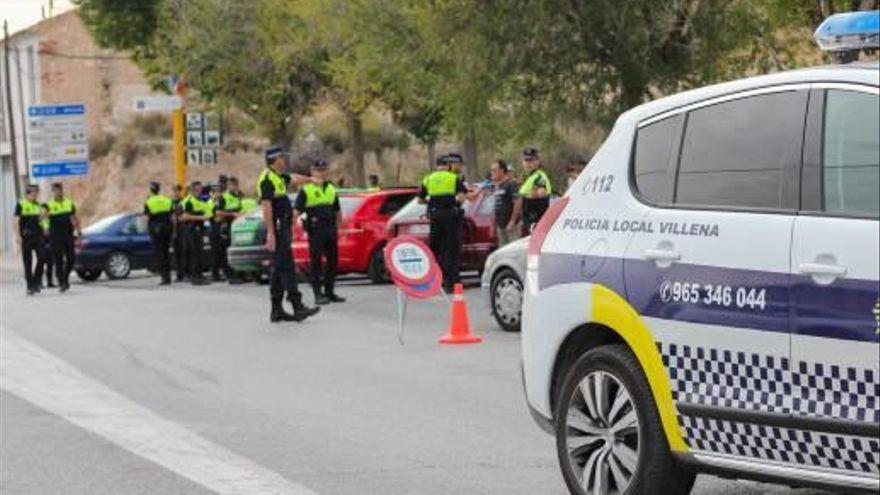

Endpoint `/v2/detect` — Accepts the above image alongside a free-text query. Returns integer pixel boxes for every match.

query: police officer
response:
[144,181,174,285]
[170,185,187,282]
[205,185,225,282]
[418,154,467,293]
[46,182,81,292]
[13,184,46,295]
[40,204,55,288]
[512,147,552,236]
[212,176,243,284]
[181,181,210,286]
[294,158,345,305]
[259,146,320,322]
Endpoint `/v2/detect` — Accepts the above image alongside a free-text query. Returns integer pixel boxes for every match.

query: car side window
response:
[675,91,806,209]
[633,115,681,204]
[379,193,416,216]
[477,193,494,216]
[822,90,879,218]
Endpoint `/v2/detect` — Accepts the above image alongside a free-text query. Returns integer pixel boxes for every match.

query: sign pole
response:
[396,288,408,346]
[172,108,186,187]
[3,21,22,201]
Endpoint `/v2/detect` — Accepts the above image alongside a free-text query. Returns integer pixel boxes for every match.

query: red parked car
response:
[386,190,497,273]
[293,188,418,282]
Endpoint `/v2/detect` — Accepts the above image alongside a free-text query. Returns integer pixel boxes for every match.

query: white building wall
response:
[1,32,41,252]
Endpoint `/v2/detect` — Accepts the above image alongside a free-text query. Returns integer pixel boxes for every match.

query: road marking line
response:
[0,329,318,495]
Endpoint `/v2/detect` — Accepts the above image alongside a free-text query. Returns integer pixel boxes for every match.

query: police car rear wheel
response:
[555,345,694,495]
[104,251,132,280]
[491,269,522,332]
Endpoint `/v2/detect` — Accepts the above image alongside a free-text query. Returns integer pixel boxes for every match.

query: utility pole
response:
[3,20,22,201]
[12,47,30,184]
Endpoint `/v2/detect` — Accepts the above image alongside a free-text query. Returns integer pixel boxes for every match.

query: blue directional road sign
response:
[26,103,90,178]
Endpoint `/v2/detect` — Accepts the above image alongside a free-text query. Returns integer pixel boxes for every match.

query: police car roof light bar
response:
[814,10,880,53]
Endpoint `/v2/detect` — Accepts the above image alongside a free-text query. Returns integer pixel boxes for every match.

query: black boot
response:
[326,288,346,303]
[290,293,320,321]
[314,290,331,305]
[270,299,297,322]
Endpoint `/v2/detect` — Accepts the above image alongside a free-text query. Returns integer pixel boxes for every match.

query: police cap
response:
[446,153,464,164]
[25,183,39,193]
[149,181,161,193]
[51,182,63,190]
[522,147,540,159]
[435,154,448,166]
[312,158,329,170]
[265,145,285,165]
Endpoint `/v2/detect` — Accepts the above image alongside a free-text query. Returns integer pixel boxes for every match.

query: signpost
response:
[184,111,220,167]
[132,95,182,112]
[26,104,89,178]
[384,236,443,344]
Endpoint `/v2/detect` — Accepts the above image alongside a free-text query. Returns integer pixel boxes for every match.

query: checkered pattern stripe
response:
[680,415,880,476]
[793,361,880,424]
[657,343,791,413]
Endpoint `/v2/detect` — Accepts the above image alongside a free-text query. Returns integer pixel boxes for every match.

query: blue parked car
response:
[74,213,154,281]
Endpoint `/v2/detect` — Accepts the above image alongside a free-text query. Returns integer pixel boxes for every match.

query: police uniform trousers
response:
[172,224,186,279]
[307,225,338,296]
[429,208,462,291]
[42,234,54,286]
[185,223,206,282]
[210,222,232,278]
[149,221,172,283]
[50,235,75,287]
[269,222,303,305]
[21,235,45,290]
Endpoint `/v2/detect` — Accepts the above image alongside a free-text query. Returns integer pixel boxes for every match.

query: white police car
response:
[521,11,880,495]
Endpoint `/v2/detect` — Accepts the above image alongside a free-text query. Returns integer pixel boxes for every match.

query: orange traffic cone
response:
[439,283,482,344]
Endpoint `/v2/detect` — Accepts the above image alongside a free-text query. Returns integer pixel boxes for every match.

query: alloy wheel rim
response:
[109,253,130,276]
[565,371,640,495]
[494,277,522,325]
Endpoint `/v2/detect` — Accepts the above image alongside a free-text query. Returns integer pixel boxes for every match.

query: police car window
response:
[339,197,364,218]
[633,115,680,204]
[823,90,879,218]
[676,91,805,209]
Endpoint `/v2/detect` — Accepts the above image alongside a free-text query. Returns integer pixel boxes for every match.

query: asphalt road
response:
[0,264,831,495]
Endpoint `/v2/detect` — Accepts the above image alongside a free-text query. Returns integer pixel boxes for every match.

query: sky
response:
[1,0,75,35]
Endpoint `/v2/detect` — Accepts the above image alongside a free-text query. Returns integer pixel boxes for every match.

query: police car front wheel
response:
[555,345,695,495]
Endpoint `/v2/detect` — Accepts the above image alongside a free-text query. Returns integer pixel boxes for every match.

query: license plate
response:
[233,232,255,245]
[407,224,430,235]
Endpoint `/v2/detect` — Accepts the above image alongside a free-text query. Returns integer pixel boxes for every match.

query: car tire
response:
[367,247,389,284]
[554,345,695,495]
[75,268,102,282]
[103,251,132,280]
[490,268,523,332]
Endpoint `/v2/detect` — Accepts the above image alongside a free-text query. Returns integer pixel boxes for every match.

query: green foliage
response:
[76,0,861,176]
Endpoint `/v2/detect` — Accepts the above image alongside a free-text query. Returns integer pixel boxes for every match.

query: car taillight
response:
[527,197,570,270]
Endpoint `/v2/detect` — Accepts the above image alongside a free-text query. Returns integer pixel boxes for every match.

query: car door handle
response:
[644,249,681,262]
[799,262,847,277]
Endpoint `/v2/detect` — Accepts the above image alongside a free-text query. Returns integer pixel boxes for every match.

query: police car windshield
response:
[83,214,127,234]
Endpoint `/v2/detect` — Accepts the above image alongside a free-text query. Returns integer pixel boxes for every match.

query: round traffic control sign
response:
[385,236,438,285]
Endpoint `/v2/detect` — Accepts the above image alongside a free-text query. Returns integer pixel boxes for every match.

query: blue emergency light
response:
[814,10,880,52]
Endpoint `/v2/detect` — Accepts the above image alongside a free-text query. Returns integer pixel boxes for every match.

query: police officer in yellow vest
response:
[512,147,552,236]
[46,182,81,292]
[13,184,46,295]
[144,181,174,285]
[180,181,210,286]
[294,158,345,305]
[212,176,244,284]
[259,146,320,323]
[418,154,467,293]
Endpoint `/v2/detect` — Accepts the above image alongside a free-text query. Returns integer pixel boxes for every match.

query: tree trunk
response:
[463,129,478,181]
[347,111,366,187]
[426,141,436,170]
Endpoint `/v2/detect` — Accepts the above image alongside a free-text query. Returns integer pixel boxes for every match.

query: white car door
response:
[625,88,807,422]
[789,86,879,478]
